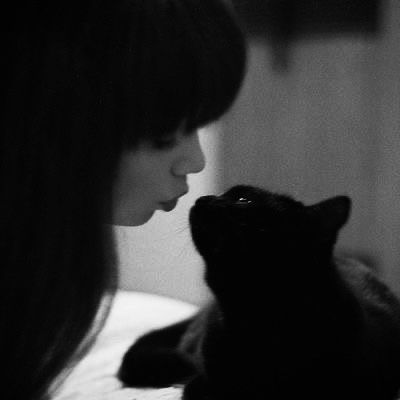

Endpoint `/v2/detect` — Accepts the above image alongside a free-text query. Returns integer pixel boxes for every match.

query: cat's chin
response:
[189,227,223,262]
[189,204,248,263]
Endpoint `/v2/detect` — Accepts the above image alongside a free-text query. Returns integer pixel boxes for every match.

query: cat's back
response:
[337,256,400,320]
[337,256,400,377]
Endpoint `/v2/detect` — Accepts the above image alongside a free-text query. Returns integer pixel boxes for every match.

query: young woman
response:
[0,0,247,399]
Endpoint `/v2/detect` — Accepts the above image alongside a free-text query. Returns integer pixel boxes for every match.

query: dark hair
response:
[0,1,246,399]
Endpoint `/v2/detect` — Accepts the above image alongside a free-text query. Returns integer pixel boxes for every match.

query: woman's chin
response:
[112,210,155,227]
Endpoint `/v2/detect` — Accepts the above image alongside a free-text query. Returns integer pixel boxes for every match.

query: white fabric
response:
[53,290,198,400]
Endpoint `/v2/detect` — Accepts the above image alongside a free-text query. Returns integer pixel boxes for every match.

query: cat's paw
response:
[118,348,196,388]
[183,375,227,400]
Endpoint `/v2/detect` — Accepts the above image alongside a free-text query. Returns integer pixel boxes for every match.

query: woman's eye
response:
[236,197,252,205]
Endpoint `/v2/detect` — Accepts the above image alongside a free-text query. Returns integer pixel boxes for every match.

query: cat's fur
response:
[118,185,400,400]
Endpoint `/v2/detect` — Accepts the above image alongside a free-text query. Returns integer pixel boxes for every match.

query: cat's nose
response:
[195,195,216,207]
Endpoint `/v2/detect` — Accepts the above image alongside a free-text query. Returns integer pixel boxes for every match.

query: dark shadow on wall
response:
[232,0,383,69]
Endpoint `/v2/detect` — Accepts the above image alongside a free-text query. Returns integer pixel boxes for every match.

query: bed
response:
[53,290,198,400]
[53,289,400,400]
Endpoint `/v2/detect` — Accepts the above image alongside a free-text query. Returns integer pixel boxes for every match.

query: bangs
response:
[118,0,247,145]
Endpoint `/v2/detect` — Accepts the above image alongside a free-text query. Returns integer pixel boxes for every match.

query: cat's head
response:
[189,185,351,292]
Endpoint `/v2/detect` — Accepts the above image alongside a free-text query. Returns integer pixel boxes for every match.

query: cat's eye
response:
[236,197,252,205]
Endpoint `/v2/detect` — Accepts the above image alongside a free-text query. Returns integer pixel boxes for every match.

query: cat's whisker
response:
[176,237,196,260]
[174,224,190,236]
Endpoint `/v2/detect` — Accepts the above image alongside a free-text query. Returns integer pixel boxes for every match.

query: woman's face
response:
[112,129,206,226]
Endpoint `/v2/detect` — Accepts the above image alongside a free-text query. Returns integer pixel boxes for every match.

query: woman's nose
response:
[172,132,206,176]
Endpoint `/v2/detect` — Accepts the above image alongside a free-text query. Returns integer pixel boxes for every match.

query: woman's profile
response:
[0,1,247,399]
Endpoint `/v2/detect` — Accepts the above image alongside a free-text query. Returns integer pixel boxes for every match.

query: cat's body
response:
[118,185,400,400]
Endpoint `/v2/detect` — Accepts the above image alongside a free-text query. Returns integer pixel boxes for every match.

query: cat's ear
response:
[308,196,352,233]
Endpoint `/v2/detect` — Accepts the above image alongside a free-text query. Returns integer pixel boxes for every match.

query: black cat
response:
[118,185,400,400]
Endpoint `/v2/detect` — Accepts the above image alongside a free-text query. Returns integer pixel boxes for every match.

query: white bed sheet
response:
[53,290,198,400]
[53,289,400,400]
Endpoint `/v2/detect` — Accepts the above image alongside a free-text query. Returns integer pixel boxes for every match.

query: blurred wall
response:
[117,0,400,303]
[219,0,400,295]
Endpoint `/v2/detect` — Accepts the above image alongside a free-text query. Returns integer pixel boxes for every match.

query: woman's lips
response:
[159,190,188,212]
[159,198,179,212]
